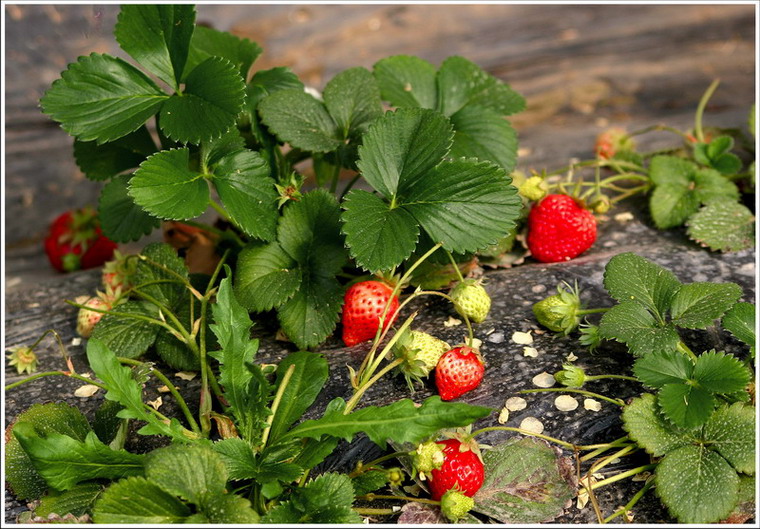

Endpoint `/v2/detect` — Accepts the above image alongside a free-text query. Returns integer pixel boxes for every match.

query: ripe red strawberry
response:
[526,194,597,263]
[435,346,485,401]
[341,280,399,346]
[428,439,485,501]
[44,207,117,273]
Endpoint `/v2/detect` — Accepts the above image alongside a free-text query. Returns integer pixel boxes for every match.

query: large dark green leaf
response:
[73,126,156,181]
[93,477,191,524]
[602,252,681,319]
[598,301,680,357]
[90,300,161,359]
[98,175,161,243]
[182,25,261,81]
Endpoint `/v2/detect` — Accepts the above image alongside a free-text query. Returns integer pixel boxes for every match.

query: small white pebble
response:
[487,332,504,343]
[614,212,634,222]
[70,337,82,347]
[147,397,163,410]
[505,396,527,411]
[157,385,171,393]
[519,417,544,434]
[523,346,539,357]
[531,284,547,294]
[511,331,533,345]
[532,372,556,388]
[74,384,99,398]
[175,371,197,381]
[584,398,602,411]
[498,408,510,424]
[554,395,579,411]
[566,352,578,361]
[444,316,462,328]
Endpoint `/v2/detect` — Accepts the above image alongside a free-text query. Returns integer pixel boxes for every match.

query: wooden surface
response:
[3,3,757,524]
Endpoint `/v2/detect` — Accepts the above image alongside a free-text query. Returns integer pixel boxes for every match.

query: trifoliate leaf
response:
[322,67,383,141]
[602,252,681,318]
[655,444,739,524]
[670,282,743,329]
[35,482,103,519]
[93,476,191,524]
[244,67,304,147]
[13,426,144,491]
[90,300,161,359]
[598,301,680,357]
[195,492,260,524]
[129,148,209,220]
[692,350,751,394]
[40,53,168,143]
[262,473,361,524]
[159,57,246,144]
[686,200,755,252]
[633,350,694,388]
[115,5,195,89]
[202,129,246,168]
[696,136,743,175]
[234,243,301,312]
[211,149,278,240]
[98,175,161,243]
[703,402,756,474]
[621,394,693,457]
[648,182,701,229]
[722,302,755,355]
[258,89,341,152]
[212,438,302,484]
[373,55,438,109]
[278,270,344,349]
[145,443,227,504]
[132,242,189,310]
[73,126,156,181]
[448,104,519,173]
[658,383,715,429]
[182,25,261,82]
[283,396,491,450]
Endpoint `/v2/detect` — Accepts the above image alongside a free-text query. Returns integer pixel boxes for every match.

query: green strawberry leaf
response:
[90,300,161,359]
[35,482,103,519]
[373,55,438,109]
[351,470,389,496]
[692,350,751,394]
[323,67,383,141]
[448,104,519,173]
[282,396,491,450]
[73,126,156,181]
[212,438,302,483]
[598,301,680,357]
[244,67,304,148]
[669,282,743,329]
[633,350,694,388]
[98,175,161,243]
[703,402,756,475]
[722,302,755,356]
[234,243,301,312]
[655,444,739,524]
[210,149,278,241]
[159,57,246,145]
[602,252,681,319]
[686,200,755,252]
[40,53,168,144]
[262,473,361,524]
[658,383,715,429]
[648,182,701,229]
[202,129,246,168]
[621,394,693,457]
[145,443,227,504]
[696,136,743,175]
[133,242,189,310]
[182,25,262,82]
[193,491,260,524]
[129,148,209,220]
[114,5,195,89]
[209,272,272,442]
[92,477,191,524]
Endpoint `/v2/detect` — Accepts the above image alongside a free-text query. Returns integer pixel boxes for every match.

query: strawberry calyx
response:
[6,346,38,375]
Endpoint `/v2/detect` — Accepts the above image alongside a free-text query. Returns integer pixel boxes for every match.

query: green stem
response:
[260,363,296,447]
[677,341,699,362]
[694,79,720,143]
[339,173,363,201]
[520,387,625,406]
[609,184,650,205]
[587,445,638,475]
[590,463,656,491]
[586,374,638,382]
[65,300,176,335]
[329,161,342,194]
[345,358,405,414]
[179,219,245,247]
[5,371,107,392]
[357,494,439,506]
[418,290,475,346]
[348,451,409,478]
[444,249,467,284]
[576,308,609,316]
[354,508,395,516]
[117,358,200,435]
[470,426,577,450]
[603,479,655,523]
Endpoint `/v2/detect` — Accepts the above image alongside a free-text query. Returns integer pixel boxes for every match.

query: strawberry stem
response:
[694,79,720,143]
[443,249,467,284]
[590,463,655,492]
[348,451,409,478]
[357,493,440,506]
[603,478,655,523]
[520,387,625,406]
[260,362,296,446]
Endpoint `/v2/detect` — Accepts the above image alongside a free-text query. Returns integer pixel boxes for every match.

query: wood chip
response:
[511,331,533,344]
[519,416,544,434]
[70,337,82,347]
[175,371,197,381]
[532,371,556,388]
[444,316,462,327]
[497,408,510,424]
[566,352,578,361]
[614,212,634,222]
[74,384,99,398]
[157,385,171,393]
[554,394,579,411]
[505,396,527,411]
[147,397,163,410]
[523,346,539,357]
[584,398,602,411]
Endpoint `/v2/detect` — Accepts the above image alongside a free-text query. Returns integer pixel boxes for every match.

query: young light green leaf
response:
[722,302,755,355]
[92,477,191,524]
[692,350,751,394]
[266,351,329,444]
[323,67,383,140]
[98,175,161,243]
[13,426,144,491]
[598,301,680,357]
[658,383,715,429]
[633,350,694,388]
[234,243,301,312]
[670,282,743,329]
[129,148,209,220]
[602,252,681,318]
[655,444,739,524]
[182,25,261,81]
[258,89,342,152]
[40,53,168,143]
[448,105,519,173]
[262,473,361,524]
[145,443,227,504]
[90,300,161,359]
[621,394,693,457]
[703,402,756,474]
[283,396,491,450]
[73,126,156,181]
[115,5,196,88]
[211,149,278,240]
[373,55,438,109]
[132,242,189,310]
[686,200,755,252]
[35,483,103,519]
[159,57,246,144]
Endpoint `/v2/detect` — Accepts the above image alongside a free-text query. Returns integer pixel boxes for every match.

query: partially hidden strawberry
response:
[594,127,635,160]
[526,194,597,263]
[44,207,117,273]
[450,279,491,323]
[341,280,399,347]
[102,250,137,292]
[435,346,485,401]
[76,288,123,338]
[428,438,485,501]
[394,330,450,389]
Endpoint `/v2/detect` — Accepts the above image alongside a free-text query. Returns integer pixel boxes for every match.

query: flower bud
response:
[554,364,587,388]
[519,175,548,202]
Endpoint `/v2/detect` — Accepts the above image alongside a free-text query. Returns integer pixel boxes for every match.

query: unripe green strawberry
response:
[440,488,475,522]
[411,440,446,479]
[394,330,450,388]
[532,282,582,335]
[554,364,587,388]
[519,175,548,202]
[450,279,491,324]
